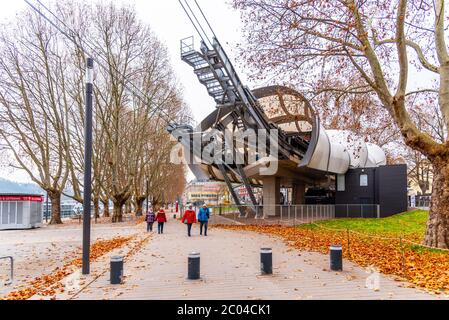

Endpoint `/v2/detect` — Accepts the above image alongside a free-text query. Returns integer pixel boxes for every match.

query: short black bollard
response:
[110,256,124,284]
[260,248,272,275]
[330,244,343,271]
[173,214,177,219]
[188,252,200,280]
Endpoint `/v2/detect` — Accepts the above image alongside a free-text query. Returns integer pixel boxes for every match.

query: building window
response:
[337,174,345,191]
[360,174,368,187]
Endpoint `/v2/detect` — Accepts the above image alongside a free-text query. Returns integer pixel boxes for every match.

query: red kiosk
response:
[0,194,43,230]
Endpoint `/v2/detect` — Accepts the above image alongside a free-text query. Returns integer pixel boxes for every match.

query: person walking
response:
[145,208,156,232]
[197,203,210,236]
[181,204,197,237]
[156,208,167,234]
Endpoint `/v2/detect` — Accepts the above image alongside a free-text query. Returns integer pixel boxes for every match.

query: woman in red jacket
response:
[156,208,167,234]
[181,204,197,237]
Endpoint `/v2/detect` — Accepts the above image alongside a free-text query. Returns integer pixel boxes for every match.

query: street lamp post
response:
[45,192,49,223]
[82,57,94,275]
[146,178,149,214]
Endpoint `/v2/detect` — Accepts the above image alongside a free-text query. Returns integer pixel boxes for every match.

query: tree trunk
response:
[424,160,449,248]
[135,197,145,216]
[102,199,110,217]
[152,200,160,212]
[112,202,123,223]
[93,198,100,219]
[418,181,428,195]
[48,190,62,225]
[125,201,132,215]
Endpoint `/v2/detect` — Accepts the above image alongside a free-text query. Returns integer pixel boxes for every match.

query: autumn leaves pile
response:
[215,224,449,293]
[1,236,134,300]
[4,219,449,300]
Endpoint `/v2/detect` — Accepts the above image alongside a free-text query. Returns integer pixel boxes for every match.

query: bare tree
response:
[406,149,433,194]
[215,183,228,205]
[313,76,402,149]
[0,10,72,224]
[133,116,174,216]
[404,101,446,194]
[150,162,187,210]
[0,1,190,225]
[234,0,449,248]
[54,2,187,222]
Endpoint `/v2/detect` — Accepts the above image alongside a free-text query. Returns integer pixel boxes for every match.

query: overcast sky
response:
[0,0,248,183]
[0,0,439,184]
[0,0,246,122]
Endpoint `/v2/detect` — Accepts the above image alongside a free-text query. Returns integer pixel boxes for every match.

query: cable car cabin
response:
[0,194,43,230]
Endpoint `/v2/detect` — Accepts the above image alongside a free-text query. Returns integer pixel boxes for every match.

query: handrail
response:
[0,256,13,285]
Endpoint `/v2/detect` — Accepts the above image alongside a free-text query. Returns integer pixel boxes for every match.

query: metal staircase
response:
[231,111,246,131]
[181,37,235,105]
[181,40,257,216]
[177,0,309,217]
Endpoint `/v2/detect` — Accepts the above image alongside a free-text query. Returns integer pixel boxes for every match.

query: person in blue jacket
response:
[197,203,210,236]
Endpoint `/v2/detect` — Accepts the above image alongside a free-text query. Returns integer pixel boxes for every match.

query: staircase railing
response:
[180,36,195,56]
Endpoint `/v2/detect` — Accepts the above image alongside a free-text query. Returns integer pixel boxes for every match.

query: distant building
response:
[237,185,248,201]
[183,180,227,206]
[43,200,82,219]
[236,185,263,204]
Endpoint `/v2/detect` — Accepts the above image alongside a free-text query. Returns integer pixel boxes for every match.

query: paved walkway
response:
[57,219,447,300]
[0,221,140,296]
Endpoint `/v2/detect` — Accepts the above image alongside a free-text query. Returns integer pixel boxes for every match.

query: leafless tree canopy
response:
[233,0,449,248]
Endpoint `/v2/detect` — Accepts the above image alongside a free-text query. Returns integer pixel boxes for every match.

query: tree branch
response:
[435,0,449,65]
[373,37,439,73]
[395,0,408,97]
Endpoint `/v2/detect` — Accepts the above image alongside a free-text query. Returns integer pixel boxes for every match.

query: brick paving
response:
[55,218,448,300]
[0,220,141,296]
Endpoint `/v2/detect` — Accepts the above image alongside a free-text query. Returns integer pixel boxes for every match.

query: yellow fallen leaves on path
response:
[214,224,449,293]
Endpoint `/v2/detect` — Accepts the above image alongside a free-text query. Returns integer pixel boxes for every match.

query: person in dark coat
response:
[197,204,210,236]
[156,208,167,234]
[181,204,197,237]
[145,208,156,232]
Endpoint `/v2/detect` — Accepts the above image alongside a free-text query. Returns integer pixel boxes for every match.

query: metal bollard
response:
[188,252,200,280]
[110,256,124,284]
[330,245,343,271]
[173,214,177,219]
[260,248,272,275]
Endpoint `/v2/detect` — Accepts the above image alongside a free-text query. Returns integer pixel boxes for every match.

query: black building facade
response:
[335,164,408,218]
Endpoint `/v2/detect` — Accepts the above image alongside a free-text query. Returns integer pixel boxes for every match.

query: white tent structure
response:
[307,128,387,174]
[168,3,405,217]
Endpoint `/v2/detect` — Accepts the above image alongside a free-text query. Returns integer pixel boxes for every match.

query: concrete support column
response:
[292,181,306,205]
[262,177,280,217]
